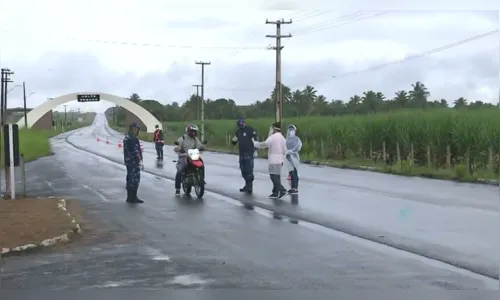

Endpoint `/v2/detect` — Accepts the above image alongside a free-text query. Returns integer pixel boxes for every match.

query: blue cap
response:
[236,117,246,127]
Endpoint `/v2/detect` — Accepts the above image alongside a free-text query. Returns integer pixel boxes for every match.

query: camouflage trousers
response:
[126,164,141,189]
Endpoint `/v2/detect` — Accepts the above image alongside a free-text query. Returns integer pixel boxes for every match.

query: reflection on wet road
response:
[1,115,497,290]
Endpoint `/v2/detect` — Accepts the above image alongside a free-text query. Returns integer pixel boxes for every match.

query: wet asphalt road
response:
[97,115,497,279]
[0,115,497,290]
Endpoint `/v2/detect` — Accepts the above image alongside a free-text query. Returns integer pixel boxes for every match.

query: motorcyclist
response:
[173,124,205,196]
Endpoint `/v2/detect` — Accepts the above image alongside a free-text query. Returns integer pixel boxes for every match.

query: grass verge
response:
[0,123,92,167]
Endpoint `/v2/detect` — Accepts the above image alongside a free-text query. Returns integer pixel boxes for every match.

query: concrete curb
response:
[0,197,82,257]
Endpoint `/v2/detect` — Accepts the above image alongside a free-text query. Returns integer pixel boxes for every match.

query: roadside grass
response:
[0,123,92,167]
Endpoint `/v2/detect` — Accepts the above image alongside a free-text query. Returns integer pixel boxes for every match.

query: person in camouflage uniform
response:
[124,122,144,203]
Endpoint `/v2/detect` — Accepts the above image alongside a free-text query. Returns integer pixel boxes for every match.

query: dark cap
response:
[129,122,140,130]
[272,122,281,130]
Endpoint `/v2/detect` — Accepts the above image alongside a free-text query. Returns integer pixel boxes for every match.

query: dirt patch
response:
[0,197,76,249]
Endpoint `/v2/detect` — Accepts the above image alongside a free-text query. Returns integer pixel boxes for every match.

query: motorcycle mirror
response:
[173,141,180,145]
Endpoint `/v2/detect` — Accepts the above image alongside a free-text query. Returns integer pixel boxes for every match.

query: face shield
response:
[287,125,296,138]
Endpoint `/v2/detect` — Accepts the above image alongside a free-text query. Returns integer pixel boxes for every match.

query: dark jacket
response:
[123,132,142,165]
[153,129,164,143]
[231,126,257,157]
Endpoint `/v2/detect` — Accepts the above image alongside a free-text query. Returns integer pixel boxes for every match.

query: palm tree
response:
[313,95,329,115]
[394,90,408,107]
[347,95,362,114]
[409,81,430,108]
[453,97,468,108]
[129,93,141,103]
[362,91,379,113]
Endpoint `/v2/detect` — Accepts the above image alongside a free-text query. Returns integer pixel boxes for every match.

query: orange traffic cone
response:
[97,136,101,142]
[106,138,110,145]
[118,140,123,148]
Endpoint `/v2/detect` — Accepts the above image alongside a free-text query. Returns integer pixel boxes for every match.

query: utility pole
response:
[266,18,292,128]
[195,61,210,142]
[63,105,68,131]
[0,68,14,199]
[192,84,202,120]
[22,81,27,127]
[1,68,14,127]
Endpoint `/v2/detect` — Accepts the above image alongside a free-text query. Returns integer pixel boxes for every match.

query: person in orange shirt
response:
[153,124,164,161]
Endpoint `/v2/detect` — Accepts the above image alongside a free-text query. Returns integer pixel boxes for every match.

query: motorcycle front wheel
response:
[193,174,205,199]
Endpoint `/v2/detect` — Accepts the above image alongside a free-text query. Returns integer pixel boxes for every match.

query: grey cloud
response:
[288,11,498,49]
[4,44,498,111]
[165,18,236,29]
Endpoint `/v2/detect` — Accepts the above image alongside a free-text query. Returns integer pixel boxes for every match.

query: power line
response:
[329,29,498,79]
[218,11,336,61]
[295,11,393,36]
[62,37,268,50]
[220,29,498,92]
[293,10,367,34]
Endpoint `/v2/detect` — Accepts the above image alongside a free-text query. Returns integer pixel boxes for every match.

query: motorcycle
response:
[174,142,206,199]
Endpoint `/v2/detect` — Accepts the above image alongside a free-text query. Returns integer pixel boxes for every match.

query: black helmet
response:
[129,122,140,131]
[155,124,159,129]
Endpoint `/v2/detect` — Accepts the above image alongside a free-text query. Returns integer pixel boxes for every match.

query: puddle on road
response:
[169,274,212,287]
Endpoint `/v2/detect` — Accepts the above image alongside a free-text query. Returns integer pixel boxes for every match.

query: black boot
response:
[126,188,133,203]
[239,184,248,192]
[132,188,144,203]
[246,181,253,194]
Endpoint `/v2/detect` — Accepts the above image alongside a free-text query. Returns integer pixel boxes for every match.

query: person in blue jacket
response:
[123,122,144,203]
[231,117,257,193]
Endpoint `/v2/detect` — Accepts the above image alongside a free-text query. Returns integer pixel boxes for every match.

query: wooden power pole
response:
[266,18,292,128]
[195,61,210,142]
[192,84,202,120]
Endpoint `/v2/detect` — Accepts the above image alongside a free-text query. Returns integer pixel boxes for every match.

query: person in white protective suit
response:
[284,124,302,194]
[253,122,288,199]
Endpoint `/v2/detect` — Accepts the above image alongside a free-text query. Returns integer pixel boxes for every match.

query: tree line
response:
[105,81,499,124]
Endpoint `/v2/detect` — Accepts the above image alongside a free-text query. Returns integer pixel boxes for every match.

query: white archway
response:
[17,92,162,133]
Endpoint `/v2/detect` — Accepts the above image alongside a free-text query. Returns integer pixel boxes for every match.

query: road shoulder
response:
[0,197,82,257]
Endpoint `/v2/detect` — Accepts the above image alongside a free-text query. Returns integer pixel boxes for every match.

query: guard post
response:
[4,124,20,200]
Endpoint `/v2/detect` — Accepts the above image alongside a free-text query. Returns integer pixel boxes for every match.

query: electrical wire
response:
[219,29,499,92]
[295,11,393,36]
[329,29,498,79]
[62,36,268,50]
[293,10,367,34]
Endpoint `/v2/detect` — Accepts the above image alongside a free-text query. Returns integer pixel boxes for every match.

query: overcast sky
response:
[0,1,498,113]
